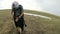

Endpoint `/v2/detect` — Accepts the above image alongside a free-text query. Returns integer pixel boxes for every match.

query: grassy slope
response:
[0,9,60,34]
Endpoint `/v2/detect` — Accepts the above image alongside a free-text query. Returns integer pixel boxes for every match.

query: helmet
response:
[12,1,19,8]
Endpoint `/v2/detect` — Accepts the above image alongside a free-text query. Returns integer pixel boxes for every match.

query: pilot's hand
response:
[15,17,19,22]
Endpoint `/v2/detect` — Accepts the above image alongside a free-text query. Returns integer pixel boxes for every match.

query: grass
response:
[0,9,60,34]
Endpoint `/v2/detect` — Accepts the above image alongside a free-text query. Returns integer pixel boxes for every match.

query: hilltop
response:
[0,9,60,34]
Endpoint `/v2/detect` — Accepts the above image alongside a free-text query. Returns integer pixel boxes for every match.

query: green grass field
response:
[0,9,60,34]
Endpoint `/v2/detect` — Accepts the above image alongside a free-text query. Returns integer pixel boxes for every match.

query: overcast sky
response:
[0,0,60,16]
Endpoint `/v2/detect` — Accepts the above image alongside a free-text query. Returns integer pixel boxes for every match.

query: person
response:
[11,1,26,34]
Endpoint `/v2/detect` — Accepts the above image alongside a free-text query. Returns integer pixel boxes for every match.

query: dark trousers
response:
[14,17,25,31]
